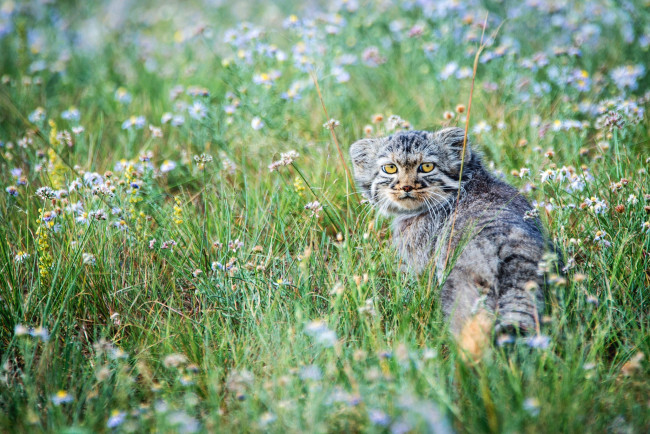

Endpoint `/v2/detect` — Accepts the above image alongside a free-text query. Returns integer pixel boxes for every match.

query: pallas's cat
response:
[350,127,554,335]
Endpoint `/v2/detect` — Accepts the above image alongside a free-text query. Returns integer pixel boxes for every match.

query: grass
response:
[0,0,649,432]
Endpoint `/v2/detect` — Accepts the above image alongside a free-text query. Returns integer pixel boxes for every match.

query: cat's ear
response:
[436,127,472,161]
[349,138,384,197]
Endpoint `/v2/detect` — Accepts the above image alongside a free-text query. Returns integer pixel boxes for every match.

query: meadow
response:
[0,0,649,432]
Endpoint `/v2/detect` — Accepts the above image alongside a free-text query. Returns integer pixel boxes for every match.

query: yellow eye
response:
[419,163,434,173]
[382,164,397,174]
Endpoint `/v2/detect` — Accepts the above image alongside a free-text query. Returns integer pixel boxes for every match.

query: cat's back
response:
[448,168,546,256]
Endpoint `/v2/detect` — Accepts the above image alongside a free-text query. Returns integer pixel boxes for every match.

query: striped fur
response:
[350,128,552,336]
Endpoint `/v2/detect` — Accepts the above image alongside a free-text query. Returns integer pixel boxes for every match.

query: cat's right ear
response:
[349,138,383,197]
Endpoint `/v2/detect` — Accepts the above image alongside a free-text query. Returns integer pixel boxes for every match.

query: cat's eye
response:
[382,164,398,174]
[419,163,435,173]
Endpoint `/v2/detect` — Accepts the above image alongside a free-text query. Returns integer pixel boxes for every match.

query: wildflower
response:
[523,397,541,417]
[538,169,555,184]
[161,112,173,124]
[180,375,194,386]
[114,87,132,104]
[332,65,350,83]
[330,282,344,296]
[192,269,202,278]
[72,126,84,135]
[361,46,386,67]
[160,240,178,250]
[14,324,29,336]
[121,115,146,130]
[601,111,625,130]
[268,150,299,172]
[82,253,96,266]
[109,347,128,359]
[322,118,341,129]
[89,209,108,220]
[610,64,645,91]
[641,221,650,234]
[61,107,80,122]
[527,334,551,349]
[358,298,377,317]
[519,167,530,178]
[28,107,46,123]
[171,114,185,126]
[305,320,337,347]
[628,194,639,205]
[29,326,49,341]
[299,364,322,381]
[368,409,391,426]
[160,160,177,173]
[188,101,207,120]
[252,70,280,86]
[259,412,276,428]
[472,120,491,134]
[107,410,126,429]
[228,239,244,252]
[443,111,454,121]
[371,113,384,123]
[251,116,265,130]
[363,125,373,136]
[51,390,73,406]
[193,154,213,165]
[149,125,163,138]
[149,238,156,249]
[5,185,18,197]
[304,201,323,217]
[583,197,607,214]
[166,411,200,433]
[76,212,89,225]
[36,186,56,200]
[439,62,458,80]
[163,353,188,368]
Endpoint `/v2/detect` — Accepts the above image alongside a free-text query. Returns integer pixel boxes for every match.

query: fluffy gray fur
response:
[350,127,550,335]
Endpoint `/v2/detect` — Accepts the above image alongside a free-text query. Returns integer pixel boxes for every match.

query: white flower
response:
[305,320,337,347]
[539,169,556,183]
[188,101,207,120]
[323,118,341,129]
[82,253,96,266]
[107,411,126,429]
[121,115,146,130]
[14,251,30,263]
[268,150,299,172]
[527,334,551,349]
[304,201,323,217]
[251,116,265,130]
[51,390,73,405]
[160,160,177,173]
[472,120,491,134]
[584,196,607,214]
[641,221,650,234]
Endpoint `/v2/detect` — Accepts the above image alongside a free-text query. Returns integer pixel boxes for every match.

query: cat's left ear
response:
[436,127,472,161]
[349,138,384,196]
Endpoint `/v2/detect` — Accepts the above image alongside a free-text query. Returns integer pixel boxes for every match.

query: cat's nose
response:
[401,185,414,192]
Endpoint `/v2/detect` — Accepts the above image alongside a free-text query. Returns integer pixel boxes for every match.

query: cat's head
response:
[349,127,476,216]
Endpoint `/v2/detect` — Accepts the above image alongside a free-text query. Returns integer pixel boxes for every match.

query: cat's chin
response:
[383,199,428,216]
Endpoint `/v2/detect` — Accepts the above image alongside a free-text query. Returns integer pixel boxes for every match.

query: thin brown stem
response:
[444,14,490,269]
